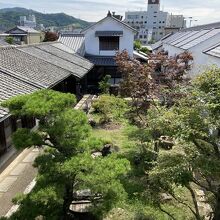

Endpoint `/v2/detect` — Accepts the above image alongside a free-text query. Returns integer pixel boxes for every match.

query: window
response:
[127,15,139,19]
[99,37,119,51]
[139,35,143,39]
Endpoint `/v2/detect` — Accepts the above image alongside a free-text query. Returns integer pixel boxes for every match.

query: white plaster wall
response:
[163,43,185,56]
[163,32,220,78]
[84,17,135,57]
[188,33,220,77]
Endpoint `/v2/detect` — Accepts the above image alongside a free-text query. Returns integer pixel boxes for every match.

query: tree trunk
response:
[62,182,73,220]
[213,186,220,220]
[186,184,202,220]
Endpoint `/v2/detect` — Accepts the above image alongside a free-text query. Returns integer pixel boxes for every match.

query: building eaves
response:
[95,31,123,37]
[85,55,116,66]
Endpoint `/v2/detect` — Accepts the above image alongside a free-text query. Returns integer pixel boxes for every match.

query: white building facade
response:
[158,25,220,77]
[82,12,136,57]
[124,0,185,45]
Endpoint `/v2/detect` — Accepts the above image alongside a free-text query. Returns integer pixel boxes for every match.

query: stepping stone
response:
[22,153,38,163]
[0,177,17,192]
[10,164,27,176]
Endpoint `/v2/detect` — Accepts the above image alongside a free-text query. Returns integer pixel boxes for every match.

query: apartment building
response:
[124,0,185,44]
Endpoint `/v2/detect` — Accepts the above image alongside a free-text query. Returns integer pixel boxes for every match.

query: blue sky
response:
[0,0,219,25]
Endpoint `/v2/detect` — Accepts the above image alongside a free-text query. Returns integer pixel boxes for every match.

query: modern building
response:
[0,42,93,156]
[59,11,140,91]
[153,22,220,77]
[124,0,185,44]
[20,15,37,28]
[6,26,41,45]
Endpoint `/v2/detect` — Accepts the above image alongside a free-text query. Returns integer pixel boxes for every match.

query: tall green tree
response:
[140,67,220,220]
[2,90,129,219]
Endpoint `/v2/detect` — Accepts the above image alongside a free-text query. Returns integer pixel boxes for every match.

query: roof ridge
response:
[17,46,82,78]
[81,14,137,33]
[35,44,92,71]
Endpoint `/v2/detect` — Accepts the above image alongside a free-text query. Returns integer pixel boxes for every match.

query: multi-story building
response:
[124,0,185,44]
[20,15,37,28]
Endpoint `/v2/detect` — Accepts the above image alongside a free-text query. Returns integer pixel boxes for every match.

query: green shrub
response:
[99,75,111,94]
[5,36,14,44]
[92,95,128,123]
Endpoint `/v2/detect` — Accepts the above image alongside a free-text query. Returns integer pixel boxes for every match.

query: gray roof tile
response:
[0,47,71,88]
[35,43,93,71]
[85,55,116,66]
[58,34,85,56]
[0,70,38,121]
[18,45,91,78]
[204,43,220,58]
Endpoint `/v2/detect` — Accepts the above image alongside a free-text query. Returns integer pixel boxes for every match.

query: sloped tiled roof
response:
[0,42,93,121]
[163,28,220,50]
[85,55,116,66]
[95,31,123,37]
[0,46,71,88]
[0,70,38,122]
[204,43,220,58]
[7,26,40,34]
[82,13,137,33]
[0,107,8,121]
[34,43,93,71]
[18,44,91,78]
[58,33,85,56]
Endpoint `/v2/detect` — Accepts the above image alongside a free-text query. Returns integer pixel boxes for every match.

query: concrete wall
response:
[27,33,41,44]
[84,17,135,57]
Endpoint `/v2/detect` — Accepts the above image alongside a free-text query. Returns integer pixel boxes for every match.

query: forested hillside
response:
[0,7,90,31]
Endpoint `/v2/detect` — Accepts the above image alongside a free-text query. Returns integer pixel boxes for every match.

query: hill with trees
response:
[0,7,90,31]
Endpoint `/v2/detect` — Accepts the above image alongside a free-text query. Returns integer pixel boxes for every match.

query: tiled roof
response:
[58,33,85,56]
[183,22,220,31]
[204,43,220,58]
[0,42,93,121]
[85,55,116,66]
[0,70,38,122]
[15,26,40,34]
[18,44,92,78]
[163,28,220,50]
[0,107,8,121]
[151,41,163,50]
[35,43,93,71]
[0,46,71,88]
[82,13,137,33]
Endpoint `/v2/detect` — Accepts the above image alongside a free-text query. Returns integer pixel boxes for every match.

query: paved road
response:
[0,147,39,217]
